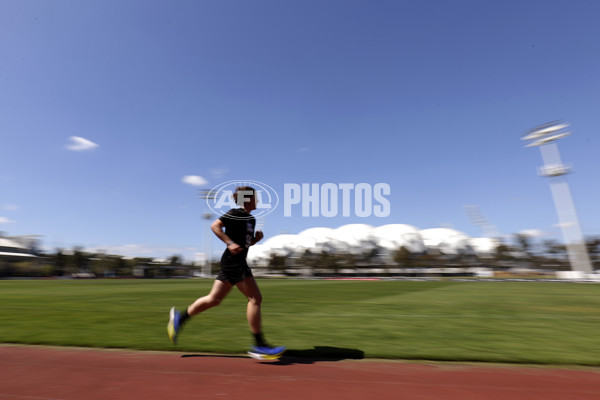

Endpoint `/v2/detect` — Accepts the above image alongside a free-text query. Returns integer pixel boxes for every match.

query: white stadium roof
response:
[247,223,498,265]
[0,238,27,249]
[328,224,377,254]
[419,228,473,255]
[372,224,424,253]
[0,237,36,258]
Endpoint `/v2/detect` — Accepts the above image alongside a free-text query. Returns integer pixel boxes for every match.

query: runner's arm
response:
[211,219,243,255]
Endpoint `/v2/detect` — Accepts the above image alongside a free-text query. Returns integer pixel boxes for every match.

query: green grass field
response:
[1,279,599,365]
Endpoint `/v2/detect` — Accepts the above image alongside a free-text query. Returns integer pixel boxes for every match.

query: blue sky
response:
[2,0,600,260]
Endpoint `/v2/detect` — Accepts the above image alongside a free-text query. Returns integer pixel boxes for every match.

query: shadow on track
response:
[273,346,365,365]
[181,346,364,365]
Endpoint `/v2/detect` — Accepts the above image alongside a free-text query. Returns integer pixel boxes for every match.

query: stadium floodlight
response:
[522,121,593,276]
[524,131,572,147]
[522,121,569,140]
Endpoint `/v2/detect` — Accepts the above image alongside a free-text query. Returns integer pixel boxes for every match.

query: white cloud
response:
[0,217,15,224]
[518,229,547,238]
[182,175,208,186]
[66,136,99,151]
[209,168,228,178]
[553,222,575,229]
[1,204,19,211]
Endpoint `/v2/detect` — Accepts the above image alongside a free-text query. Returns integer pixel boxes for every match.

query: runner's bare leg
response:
[236,276,263,334]
[187,279,233,316]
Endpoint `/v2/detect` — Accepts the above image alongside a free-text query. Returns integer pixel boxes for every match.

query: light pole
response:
[522,121,593,276]
[199,189,216,278]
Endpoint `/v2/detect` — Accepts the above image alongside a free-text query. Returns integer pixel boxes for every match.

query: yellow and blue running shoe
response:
[167,307,181,344]
[248,345,286,360]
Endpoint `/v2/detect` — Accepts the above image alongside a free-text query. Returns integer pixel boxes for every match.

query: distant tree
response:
[393,246,412,268]
[13,261,37,277]
[585,237,600,270]
[54,249,67,276]
[515,234,532,257]
[493,243,513,267]
[70,246,88,274]
[542,239,566,259]
[307,251,342,275]
[360,248,379,267]
[413,250,441,269]
[297,250,318,275]
[0,260,13,277]
[168,255,183,278]
[115,257,131,277]
[268,254,287,274]
[169,255,182,266]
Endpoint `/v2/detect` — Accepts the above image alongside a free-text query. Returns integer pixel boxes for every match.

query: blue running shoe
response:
[167,307,181,344]
[250,345,286,357]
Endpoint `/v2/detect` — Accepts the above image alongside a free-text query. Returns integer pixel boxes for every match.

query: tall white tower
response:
[522,121,593,275]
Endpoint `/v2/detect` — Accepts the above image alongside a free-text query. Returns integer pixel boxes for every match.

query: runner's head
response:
[233,186,257,211]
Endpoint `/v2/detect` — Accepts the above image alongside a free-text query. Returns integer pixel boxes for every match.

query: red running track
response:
[1,345,599,400]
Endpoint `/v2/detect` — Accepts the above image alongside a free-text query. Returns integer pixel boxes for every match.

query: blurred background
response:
[2,0,600,279]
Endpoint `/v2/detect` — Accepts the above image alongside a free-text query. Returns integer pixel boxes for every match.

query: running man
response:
[167,186,285,358]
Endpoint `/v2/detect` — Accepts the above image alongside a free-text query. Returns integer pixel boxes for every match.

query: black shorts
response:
[217,252,254,284]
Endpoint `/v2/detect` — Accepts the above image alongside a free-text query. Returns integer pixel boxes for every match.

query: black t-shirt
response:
[219,208,256,257]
